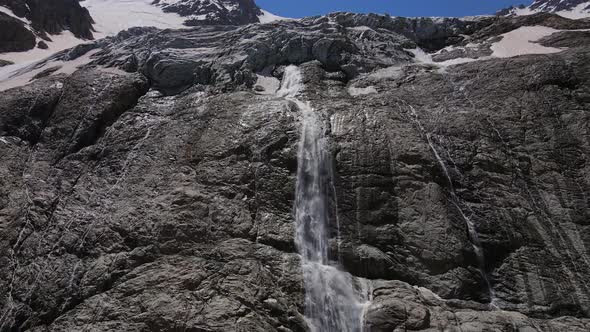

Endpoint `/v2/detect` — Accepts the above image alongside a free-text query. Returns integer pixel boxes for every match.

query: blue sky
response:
[256,0,532,18]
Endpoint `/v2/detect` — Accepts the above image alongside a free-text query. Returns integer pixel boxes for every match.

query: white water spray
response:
[279,66,370,331]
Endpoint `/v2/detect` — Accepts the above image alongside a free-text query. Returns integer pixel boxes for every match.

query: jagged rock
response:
[82,21,413,93]
[153,0,263,25]
[0,12,35,52]
[36,40,48,49]
[539,29,590,47]
[529,0,590,12]
[469,12,590,42]
[498,0,590,17]
[0,0,94,39]
[430,13,590,64]
[327,12,495,51]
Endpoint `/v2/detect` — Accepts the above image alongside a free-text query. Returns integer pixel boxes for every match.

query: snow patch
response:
[0,6,30,24]
[408,48,479,67]
[436,57,479,66]
[511,7,539,16]
[490,26,563,58]
[0,1,188,67]
[348,86,377,96]
[0,31,91,89]
[512,2,590,19]
[0,49,100,91]
[556,3,590,19]
[82,0,187,39]
[0,31,84,64]
[258,9,289,23]
[404,25,574,70]
[408,48,434,63]
[254,74,280,94]
[54,49,101,75]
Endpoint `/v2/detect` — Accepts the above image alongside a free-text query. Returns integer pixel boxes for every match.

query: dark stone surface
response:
[0,0,94,56]
[529,0,590,12]
[0,12,35,52]
[0,0,94,39]
[1,11,590,332]
[470,12,590,42]
[540,30,590,48]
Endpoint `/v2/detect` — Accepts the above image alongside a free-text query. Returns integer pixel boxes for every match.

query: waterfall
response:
[406,104,495,303]
[279,66,369,331]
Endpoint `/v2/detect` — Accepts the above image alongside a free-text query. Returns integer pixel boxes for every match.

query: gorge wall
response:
[0,10,590,332]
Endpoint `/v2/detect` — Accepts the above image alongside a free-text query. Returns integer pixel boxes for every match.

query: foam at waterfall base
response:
[302,262,370,332]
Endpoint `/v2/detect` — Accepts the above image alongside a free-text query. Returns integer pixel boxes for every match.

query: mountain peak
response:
[498,0,590,18]
[529,0,590,12]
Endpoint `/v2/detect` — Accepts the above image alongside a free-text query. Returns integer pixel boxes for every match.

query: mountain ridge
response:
[0,0,282,66]
[153,0,263,25]
[498,0,590,18]
[1,1,590,331]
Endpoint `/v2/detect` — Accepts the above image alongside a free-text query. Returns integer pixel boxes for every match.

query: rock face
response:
[498,0,590,17]
[0,0,94,38]
[0,0,94,54]
[153,0,263,25]
[529,0,590,12]
[0,0,268,65]
[1,11,590,332]
[0,12,36,52]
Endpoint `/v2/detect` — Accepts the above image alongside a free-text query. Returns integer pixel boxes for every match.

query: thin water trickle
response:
[406,104,495,303]
[279,66,370,331]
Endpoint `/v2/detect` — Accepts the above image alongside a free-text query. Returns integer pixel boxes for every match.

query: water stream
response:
[279,65,369,331]
[405,104,496,303]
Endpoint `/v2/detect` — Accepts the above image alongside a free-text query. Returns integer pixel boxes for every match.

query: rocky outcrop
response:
[529,0,590,12]
[80,20,413,94]
[1,11,590,332]
[153,0,263,26]
[320,13,496,52]
[432,13,590,63]
[498,0,590,18]
[0,0,94,39]
[0,12,35,52]
[0,0,95,55]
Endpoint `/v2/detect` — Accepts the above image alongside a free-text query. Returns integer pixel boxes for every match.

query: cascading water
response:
[278,65,369,332]
[406,104,496,304]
